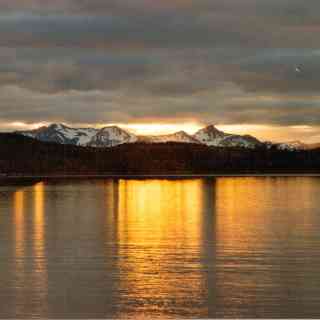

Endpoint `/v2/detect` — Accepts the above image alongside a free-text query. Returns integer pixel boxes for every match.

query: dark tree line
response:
[0,133,319,175]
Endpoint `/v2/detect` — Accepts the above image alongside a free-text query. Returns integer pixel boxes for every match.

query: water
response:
[0,177,320,318]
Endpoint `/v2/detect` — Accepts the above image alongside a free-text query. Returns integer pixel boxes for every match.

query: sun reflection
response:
[210,177,320,316]
[14,190,25,259]
[34,182,45,258]
[116,179,207,317]
[33,182,48,312]
[215,178,269,254]
[215,177,320,255]
[12,190,27,317]
[117,179,204,244]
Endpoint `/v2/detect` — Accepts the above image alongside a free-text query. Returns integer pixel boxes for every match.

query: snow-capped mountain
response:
[277,141,309,151]
[138,131,200,144]
[18,123,136,147]
[19,123,98,146]
[17,123,316,151]
[88,126,137,147]
[193,125,227,146]
[193,125,262,149]
[218,134,262,148]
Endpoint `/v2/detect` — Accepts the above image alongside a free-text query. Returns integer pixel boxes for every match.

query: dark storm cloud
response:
[0,0,319,131]
[3,0,320,18]
[0,47,158,93]
[0,13,268,49]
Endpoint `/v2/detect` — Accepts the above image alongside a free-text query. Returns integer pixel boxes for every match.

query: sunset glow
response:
[3,120,320,143]
[1,0,320,318]
[119,122,203,135]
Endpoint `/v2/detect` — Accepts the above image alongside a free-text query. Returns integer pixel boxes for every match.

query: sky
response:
[0,0,320,142]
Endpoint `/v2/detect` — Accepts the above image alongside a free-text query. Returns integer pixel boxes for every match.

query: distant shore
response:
[0,134,319,182]
[1,173,320,180]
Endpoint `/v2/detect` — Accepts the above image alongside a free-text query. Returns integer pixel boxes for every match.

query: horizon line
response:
[3,121,320,145]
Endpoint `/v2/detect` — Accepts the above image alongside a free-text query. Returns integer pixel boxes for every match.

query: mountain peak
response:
[194,124,225,137]
[277,140,307,151]
[49,123,66,130]
[17,122,311,151]
[174,130,189,136]
[138,130,200,144]
[100,125,121,131]
[89,126,137,147]
[193,124,263,148]
[193,124,226,145]
[205,124,217,130]
[201,124,222,133]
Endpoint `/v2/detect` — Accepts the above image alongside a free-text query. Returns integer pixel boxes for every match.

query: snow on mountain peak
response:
[19,123,98,146]
[194,125,229,146]
[277,140,308,151]
[201,124,221,133]
[17,123,314,151]
[193,124,262,148]
[138,130,200,144]
[88,126,137,147]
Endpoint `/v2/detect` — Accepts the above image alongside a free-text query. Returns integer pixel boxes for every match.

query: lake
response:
[1,177,320,318]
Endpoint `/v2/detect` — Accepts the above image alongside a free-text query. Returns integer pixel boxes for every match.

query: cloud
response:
[0,82,319,130]
[0,0,319,141]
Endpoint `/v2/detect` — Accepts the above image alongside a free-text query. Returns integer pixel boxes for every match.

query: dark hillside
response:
[0,133,319,175]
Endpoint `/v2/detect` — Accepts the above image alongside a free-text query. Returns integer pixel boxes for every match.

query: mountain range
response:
[17,123,318,151]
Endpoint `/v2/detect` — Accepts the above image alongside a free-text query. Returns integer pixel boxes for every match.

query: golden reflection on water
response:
[116,179,206,317]
[104,179,119,256]
[34,182,45,262]
[215,178,261,254]
[14,190,25,261]
[118,179,204,241]
[13,190,26,316]
[33,182,48,314]
[215,177,319,254]
[211,177,320,317]
[6,177,320,318]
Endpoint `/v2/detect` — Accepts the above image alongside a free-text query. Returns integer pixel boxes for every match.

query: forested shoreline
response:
[0,133,319,175]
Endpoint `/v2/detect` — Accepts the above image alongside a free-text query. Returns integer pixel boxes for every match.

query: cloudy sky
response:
[0,0,320,142]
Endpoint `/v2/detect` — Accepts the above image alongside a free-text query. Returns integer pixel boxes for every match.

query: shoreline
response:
[1,173,320,181]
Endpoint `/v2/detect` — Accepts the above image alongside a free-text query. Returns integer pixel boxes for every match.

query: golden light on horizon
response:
[4,120,320,143]
[118,122,203,135]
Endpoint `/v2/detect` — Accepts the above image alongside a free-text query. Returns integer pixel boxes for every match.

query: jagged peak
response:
[27,125,48,132]
[98,125,133,135]
[195,124,223,135]
[202,124,219,131]
[173,130,190,136]
[48,123,98,132]
[100,125,120,130]
[48,123,68,130]
[204,124,218,130]
[194,124,225,138]
[18,122,305,150]
[278,140,307,150]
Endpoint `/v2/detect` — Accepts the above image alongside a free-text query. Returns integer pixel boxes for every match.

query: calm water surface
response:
[0,177,320,318]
